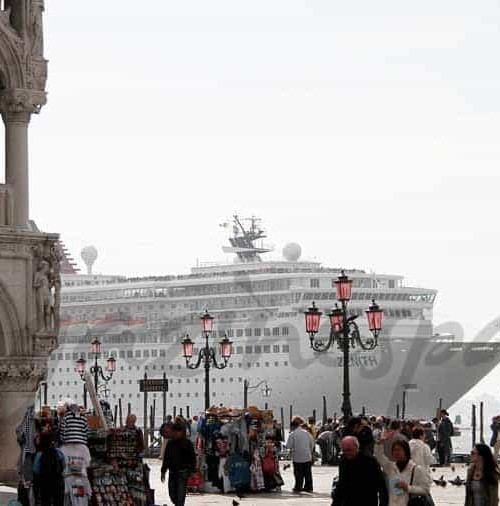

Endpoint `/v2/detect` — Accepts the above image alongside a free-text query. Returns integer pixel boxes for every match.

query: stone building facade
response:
[0,0,59,481]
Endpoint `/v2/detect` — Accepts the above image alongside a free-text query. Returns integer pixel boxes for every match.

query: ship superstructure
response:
[46,217,500,422]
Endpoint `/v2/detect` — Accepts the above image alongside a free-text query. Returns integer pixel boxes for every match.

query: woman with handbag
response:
[464,443,499,506]
[375,438,433,506]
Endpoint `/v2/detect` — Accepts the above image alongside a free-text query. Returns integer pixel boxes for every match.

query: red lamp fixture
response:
[366,299,383,334]
[335,270,352,302]
[328,304,344,333]
[219,335,233,360]
[201,310,214,334]
[91,337,101,355]
[106,356,117,373]
[182,334,194,359]
[304,302,322,336]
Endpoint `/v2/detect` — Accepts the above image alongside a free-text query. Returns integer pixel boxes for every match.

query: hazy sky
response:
[7,1,500,357]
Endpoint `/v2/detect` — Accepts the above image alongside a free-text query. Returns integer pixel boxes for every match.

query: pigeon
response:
[449,476,465,486]
[433,475,447,487]
[283,463,291,470]
[232,501,240,506]
[431,467,436,473]
[451,465,456,472]
[236,491,245,499]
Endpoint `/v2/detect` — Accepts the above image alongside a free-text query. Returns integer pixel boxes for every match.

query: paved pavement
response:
[0,461,470,505]
[146,459,469,506]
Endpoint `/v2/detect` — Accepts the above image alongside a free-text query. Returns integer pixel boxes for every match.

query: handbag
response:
[408,465,435,506]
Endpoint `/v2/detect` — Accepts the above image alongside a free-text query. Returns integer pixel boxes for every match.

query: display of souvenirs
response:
[107,429,139,461]
[89,465,134,506]
[88,429,107,459]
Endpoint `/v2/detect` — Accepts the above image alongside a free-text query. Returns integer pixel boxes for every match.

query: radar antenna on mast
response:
[221,215,273,262]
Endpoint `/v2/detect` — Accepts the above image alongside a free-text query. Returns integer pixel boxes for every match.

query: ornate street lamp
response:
[243,379,272,409]
[304,271,383,419]
[76,337,116,397]
[182,310,233,411]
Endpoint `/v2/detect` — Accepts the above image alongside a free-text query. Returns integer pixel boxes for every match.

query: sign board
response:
[139,378,169,393]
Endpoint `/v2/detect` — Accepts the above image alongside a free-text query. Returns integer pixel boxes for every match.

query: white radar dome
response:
[282,242,302,262]
[81,245,98,275]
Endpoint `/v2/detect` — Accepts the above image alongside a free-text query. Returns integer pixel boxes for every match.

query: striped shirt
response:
[60,411,89,445]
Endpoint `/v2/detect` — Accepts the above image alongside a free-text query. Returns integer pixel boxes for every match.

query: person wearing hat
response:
[437,409,454,466]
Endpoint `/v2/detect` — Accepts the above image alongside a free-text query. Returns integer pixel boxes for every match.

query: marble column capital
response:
[0,357,46,392]
[0,88,47,117]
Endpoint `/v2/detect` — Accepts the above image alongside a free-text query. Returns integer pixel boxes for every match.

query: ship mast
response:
[221,215,272,262]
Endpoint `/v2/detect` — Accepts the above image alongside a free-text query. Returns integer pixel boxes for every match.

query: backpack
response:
[39,449,64,481]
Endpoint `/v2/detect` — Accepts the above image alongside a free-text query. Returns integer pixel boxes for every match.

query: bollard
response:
[472,404,477,447]
[480,402,485,444]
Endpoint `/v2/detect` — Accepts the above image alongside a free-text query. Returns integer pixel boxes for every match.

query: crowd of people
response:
[284,409,500,506]
[21,404,500,506]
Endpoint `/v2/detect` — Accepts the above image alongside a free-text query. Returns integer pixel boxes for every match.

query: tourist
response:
[437,409,454,466]
[286,416,315,493]
[33,432,65,506]
[317,428,335,465]
[409,427,434,485]
[159,420,174,460]
[375,437,431,506]
[125,414,145,458]
[464,443,499,506]
[382,420,408,460]
[489,416,500,461]
[160,422,196,506]
[332,436,388,506]
[344,416,374,456]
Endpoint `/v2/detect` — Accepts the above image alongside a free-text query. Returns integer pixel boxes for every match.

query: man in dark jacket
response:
[437,409,454,466]
[332,436,388,506]
[161,422,196,506]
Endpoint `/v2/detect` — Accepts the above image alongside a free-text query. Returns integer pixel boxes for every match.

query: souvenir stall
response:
[192,406,283,494]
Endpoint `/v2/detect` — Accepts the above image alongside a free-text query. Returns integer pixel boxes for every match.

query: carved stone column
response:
[0,90,46,228]
[0,358,46,482]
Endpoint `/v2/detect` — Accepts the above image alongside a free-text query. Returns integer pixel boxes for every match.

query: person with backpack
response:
[161,422,196,506]
[33,432,65,506]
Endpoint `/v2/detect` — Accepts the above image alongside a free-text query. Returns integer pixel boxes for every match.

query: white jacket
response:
[409,438,434,485]
[375,443,430,506]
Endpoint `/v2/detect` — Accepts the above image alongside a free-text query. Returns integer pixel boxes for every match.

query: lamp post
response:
[243,379,272,409]
[76,337,117,396]
[182,310,233,411]
[304,270,383,420]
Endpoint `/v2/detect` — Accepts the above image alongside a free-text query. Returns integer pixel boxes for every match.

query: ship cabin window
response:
[238,363,242,368]
[227,329,234,337]
[229,378,234,382]
[169,365,173,370]
[220,378,224,382]
[120,380,124,384]
[263,345,270,353]
[247,363,251,368]
[235,346,243,354]
[236,329,243,337]
[256,363,260,367]
[72,353,78,360]
[120,351,125,358]
[57,353,63,360]
[127,351,133,358]
[254,328,261,337]
[273,345,280,353]
[310,279,320,288]
[284,361,288,366]
[160,350,165,357]
[245,346,252,354]
[282,345,290,353]
[282,327,289,336]
[135,351,141,357]
[144,350,150,358]
[152,350,157,357]
[389,280,395,288]
[178,379,182,383]
[195,378,199,383]
[254,346,261,354]
[265,362,269,367]
[272,328,280,336]
[245,329,252,337]
[264,328,271,337]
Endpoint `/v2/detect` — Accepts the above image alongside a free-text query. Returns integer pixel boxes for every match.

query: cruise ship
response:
[47,216,500,423]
